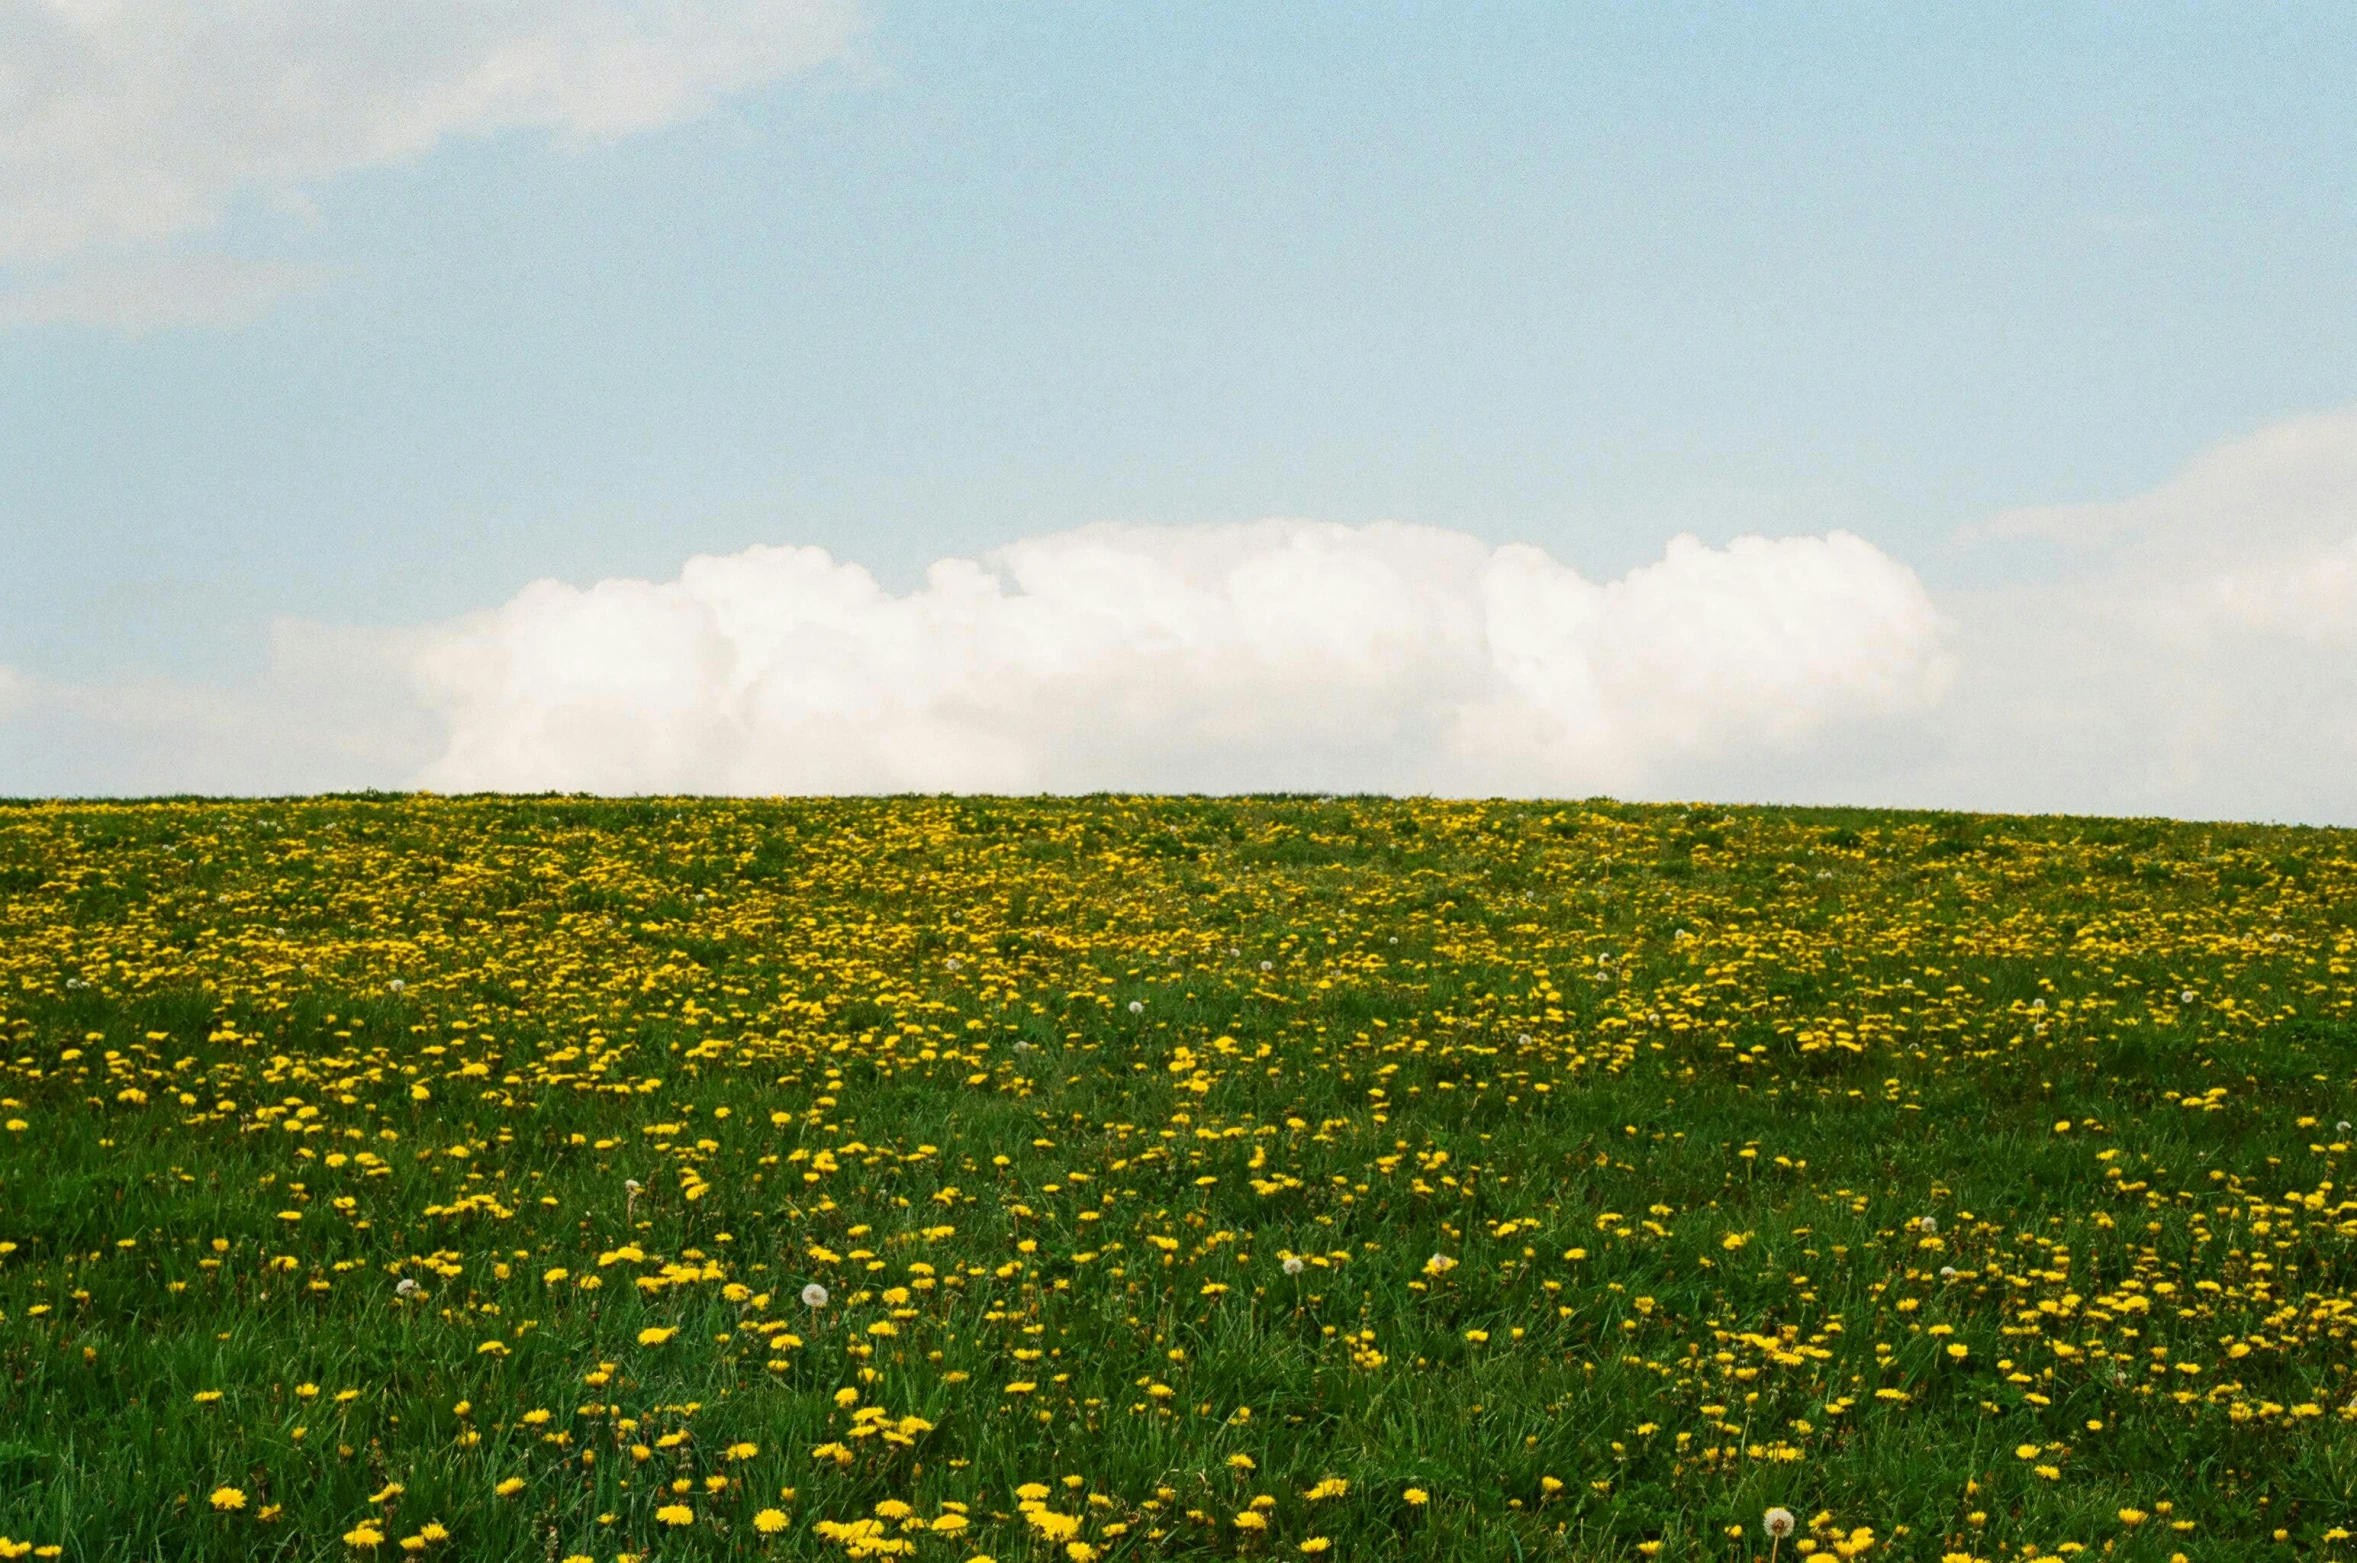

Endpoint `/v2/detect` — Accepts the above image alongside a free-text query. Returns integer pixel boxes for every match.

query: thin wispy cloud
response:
[0,253,341,333]
[0,0,862,326]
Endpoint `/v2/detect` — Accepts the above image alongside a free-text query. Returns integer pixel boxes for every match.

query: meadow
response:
[1,795,2354,1562]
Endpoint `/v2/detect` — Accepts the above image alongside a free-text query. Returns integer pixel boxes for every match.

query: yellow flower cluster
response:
[0,797,2353,1560]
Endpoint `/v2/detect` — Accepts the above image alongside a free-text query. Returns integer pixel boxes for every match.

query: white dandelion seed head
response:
[944,957,961,972]
[1517,1033,1534,1045]
[625,1179,643,1195]
[2339,1121,2352,1134]
[387,978,405,994]
[1282,1257,1305,1276]
[1260,960,1274,972]
[1940,1266,1958,1280]
[1765,1508,1796,1539]
[395,1277,420,1296]
[1013,1040,1034,1054]
[2181,990,2196,1004]
[802,1283,830,1309]
[1916,1216,1939,1235]
[1128,1000,1145,1014]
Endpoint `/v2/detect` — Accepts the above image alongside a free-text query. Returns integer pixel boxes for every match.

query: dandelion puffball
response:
[625,1179,643,1194]
[395,1277,419,1296]
[802,1283,830,1308]
[1765,1508,1796,1539]
[1282,1257,1305,1276]
[1916,1215,1939,1234]
[1128,1000,1145,1014]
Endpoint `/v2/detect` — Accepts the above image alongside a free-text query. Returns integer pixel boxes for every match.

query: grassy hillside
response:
[1,796,2353,1562]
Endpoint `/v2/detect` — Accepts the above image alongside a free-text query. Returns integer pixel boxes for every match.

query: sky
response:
[3,3,2355,819]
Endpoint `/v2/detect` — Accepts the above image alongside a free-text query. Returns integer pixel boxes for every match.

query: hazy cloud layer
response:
[0,0,859,324]
[0,622,439,798]
[1917,409,2357,823]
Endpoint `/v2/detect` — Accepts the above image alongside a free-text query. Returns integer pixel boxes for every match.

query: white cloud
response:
[1918,409,2357,821]
[1967,408,2357,558]
[0,624,440,798]
[14,408,2357,815]
[0,252,339,332]
[0,0,859,323]
[410,521,1950,795]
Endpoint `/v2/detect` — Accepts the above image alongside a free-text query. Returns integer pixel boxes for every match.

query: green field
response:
[2,796,2354,1562]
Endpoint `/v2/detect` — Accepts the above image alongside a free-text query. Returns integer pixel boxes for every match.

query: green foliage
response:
[0,796,2353,1561]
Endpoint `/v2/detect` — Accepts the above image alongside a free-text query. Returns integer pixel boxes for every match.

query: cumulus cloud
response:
[17,409,2357,814]
[410,521,1950,795]
[0,0,859,323]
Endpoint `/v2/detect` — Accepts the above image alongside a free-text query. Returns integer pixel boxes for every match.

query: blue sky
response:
[4,4,2356,814]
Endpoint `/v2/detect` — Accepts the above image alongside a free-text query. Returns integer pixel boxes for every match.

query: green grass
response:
[0,794,2354,1561]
